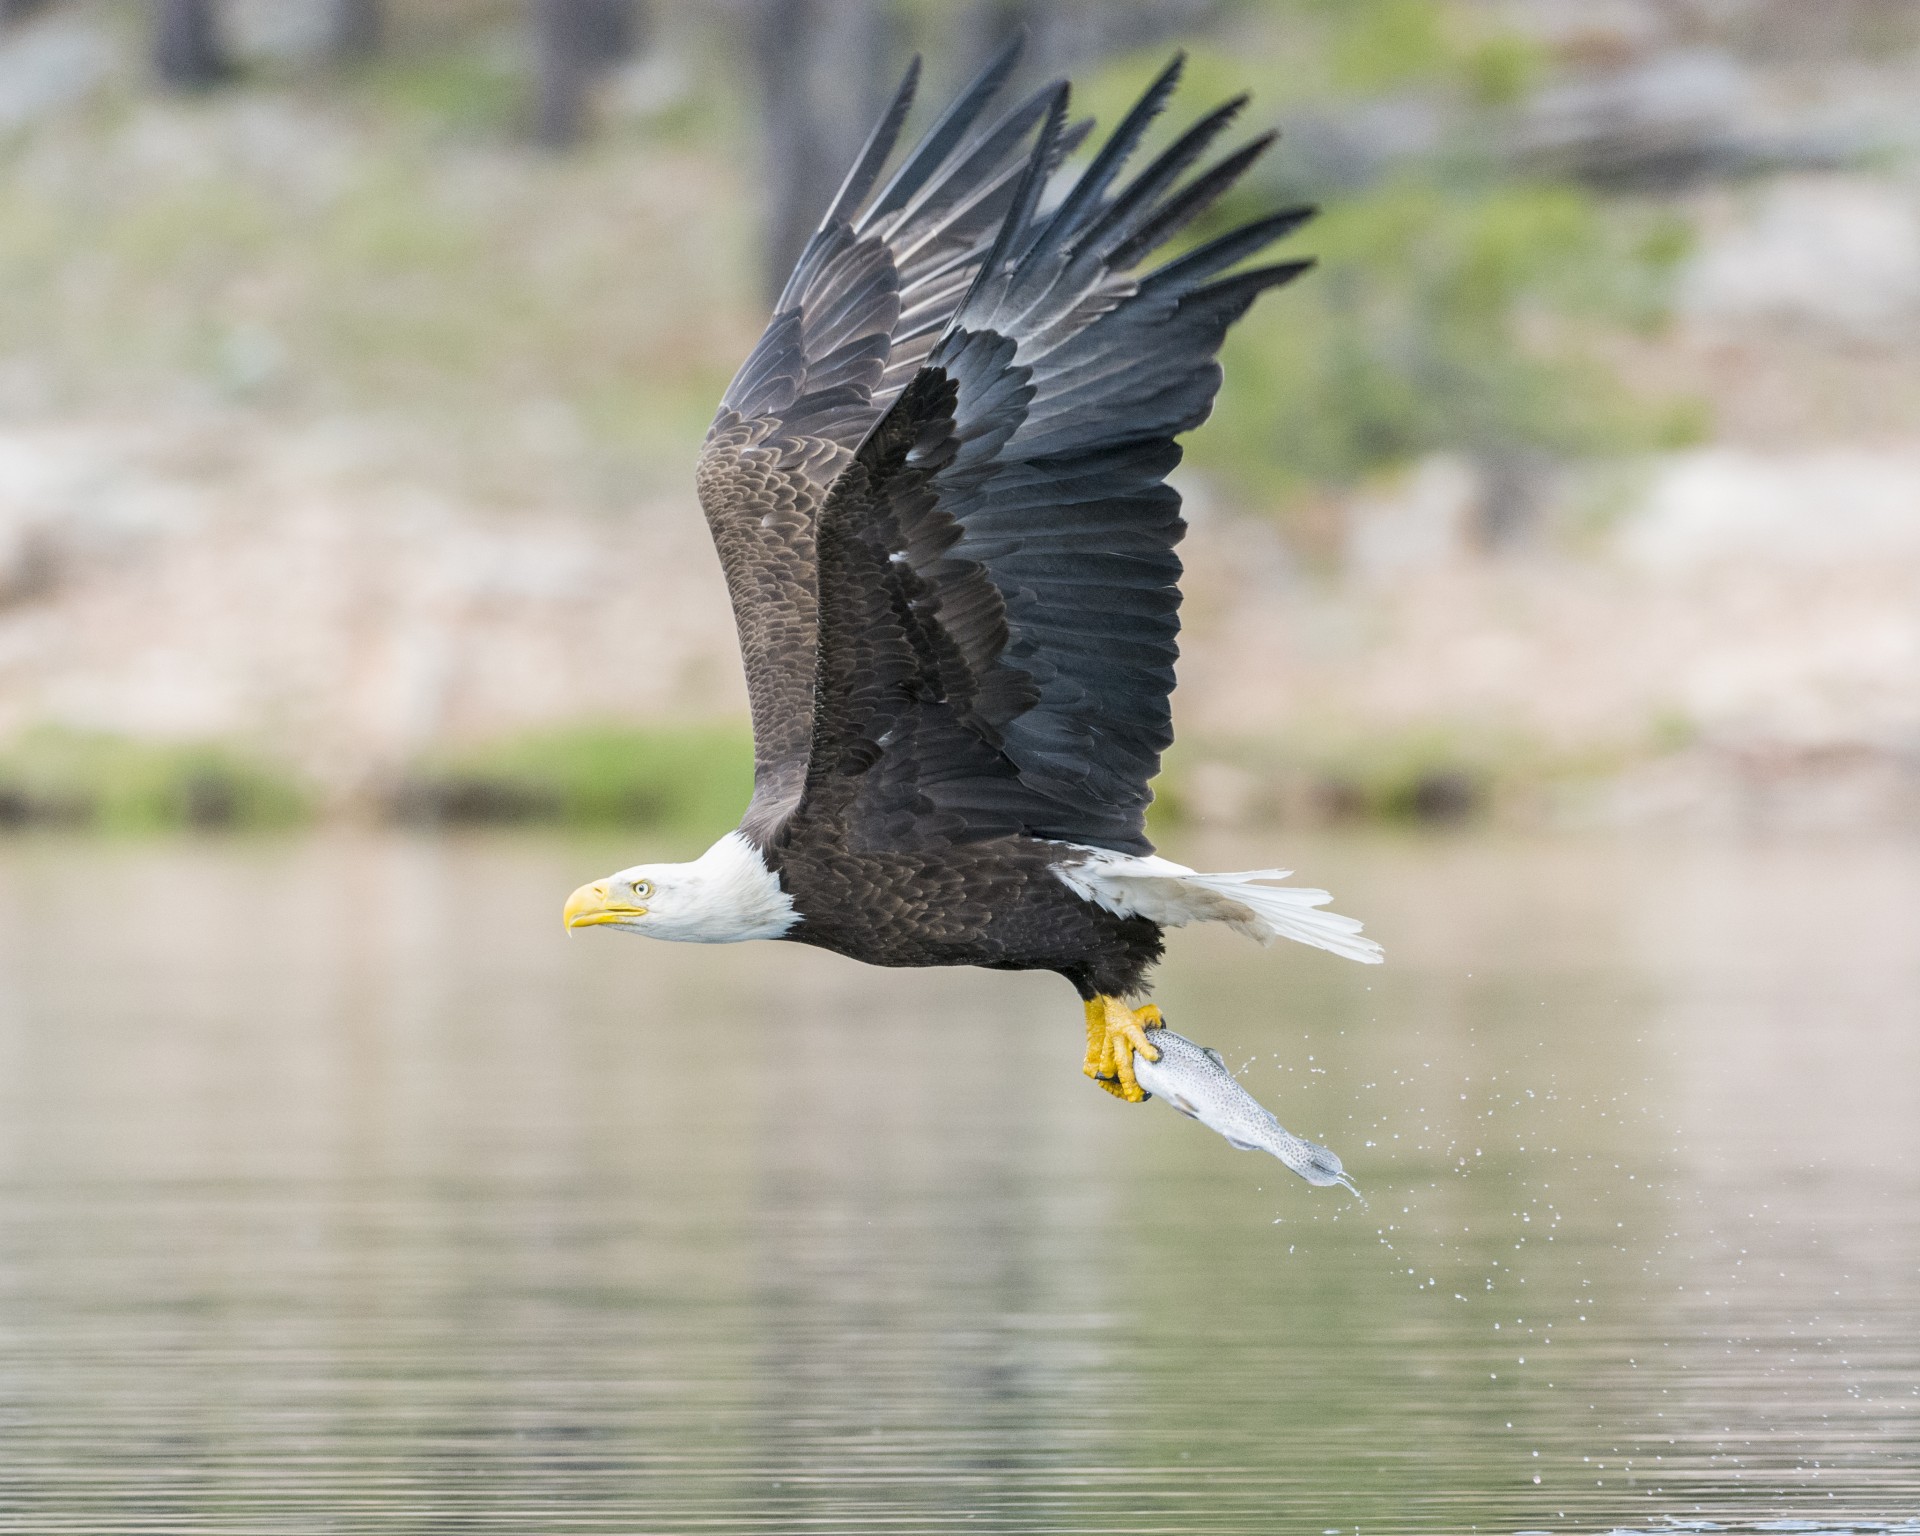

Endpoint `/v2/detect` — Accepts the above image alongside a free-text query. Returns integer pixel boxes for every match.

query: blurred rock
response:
[1679,176,1920,340]
[0,12,114,132]
[1345,456,1478,581]
[1279,98,1445,194]
[0,523,57,607]
[604,50,690,121]
[1504,49,1865,188]
[225,0,336,61]
[1511,48,1754,186]
[1278,43,1875,197]
[1620,448,1920,568]
[1502,0,1673,66]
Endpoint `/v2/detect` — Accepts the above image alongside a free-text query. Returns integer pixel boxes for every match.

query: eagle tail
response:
[1053,848,1384,964]
[1180,868,1384,962]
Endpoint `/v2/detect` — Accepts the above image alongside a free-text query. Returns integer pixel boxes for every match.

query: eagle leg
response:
[1083,997,1165,1102]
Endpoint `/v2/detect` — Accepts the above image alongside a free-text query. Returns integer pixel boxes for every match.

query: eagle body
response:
[770,831,1165,999]
[565,42,1382,1100]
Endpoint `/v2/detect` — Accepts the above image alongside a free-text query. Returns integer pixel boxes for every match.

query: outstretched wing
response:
[804,57,1313,857]
[696,41,1081,844]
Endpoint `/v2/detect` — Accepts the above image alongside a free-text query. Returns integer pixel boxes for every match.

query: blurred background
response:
[0,0,1915,838]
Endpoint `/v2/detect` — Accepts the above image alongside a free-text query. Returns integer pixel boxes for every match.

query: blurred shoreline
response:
[6,404,1917,834]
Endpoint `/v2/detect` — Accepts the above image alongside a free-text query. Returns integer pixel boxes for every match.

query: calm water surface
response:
[0,830,1916,1533]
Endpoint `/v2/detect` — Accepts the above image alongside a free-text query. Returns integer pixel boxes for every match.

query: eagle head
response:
[562,832,798,944]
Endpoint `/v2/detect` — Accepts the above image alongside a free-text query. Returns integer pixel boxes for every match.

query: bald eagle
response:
[564,43,1382,1101]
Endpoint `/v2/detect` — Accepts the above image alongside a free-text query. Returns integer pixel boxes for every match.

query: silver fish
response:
[1131,1028,1361,1196]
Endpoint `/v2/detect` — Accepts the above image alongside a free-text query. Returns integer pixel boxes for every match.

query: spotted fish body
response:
[1131,1029,1360,1195]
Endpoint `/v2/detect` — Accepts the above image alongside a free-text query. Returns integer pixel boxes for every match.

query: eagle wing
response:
[696,42,1080,844]
[803,59,1313,857]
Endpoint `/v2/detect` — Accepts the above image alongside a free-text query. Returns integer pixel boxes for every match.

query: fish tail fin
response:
[1286,1134,1365,1197]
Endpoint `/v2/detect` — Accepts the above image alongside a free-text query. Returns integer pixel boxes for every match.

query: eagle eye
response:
[631,880,654,900]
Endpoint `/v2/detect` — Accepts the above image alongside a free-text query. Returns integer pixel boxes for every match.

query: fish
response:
[1131,1027,1361,1197]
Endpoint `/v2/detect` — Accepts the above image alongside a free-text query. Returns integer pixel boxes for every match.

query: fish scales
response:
[1130,1028,1361,1196]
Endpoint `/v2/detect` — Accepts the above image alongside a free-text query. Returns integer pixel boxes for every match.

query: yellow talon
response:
[1082,995,1165,1102]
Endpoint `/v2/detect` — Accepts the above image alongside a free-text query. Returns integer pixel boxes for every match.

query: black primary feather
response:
[798,57,1316,856]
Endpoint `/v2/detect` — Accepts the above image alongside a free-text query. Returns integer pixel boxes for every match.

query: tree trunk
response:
[751,0,898,301]
[1473,447,1552,551]
[153,0,231,90]
[531,0,644,149]
[576,0,641,63]
[1,0,54,27]
[326,0,381,62]
[953,0,1220,78]
[950,0,1033,76]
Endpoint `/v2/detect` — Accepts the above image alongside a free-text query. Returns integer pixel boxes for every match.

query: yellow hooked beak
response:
[563,881,646,931]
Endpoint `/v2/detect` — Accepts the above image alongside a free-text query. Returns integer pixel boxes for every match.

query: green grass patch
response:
[354,48,526,140]
[1196,177,1699,509]
[392,722,753,833]
[0,729,309,832]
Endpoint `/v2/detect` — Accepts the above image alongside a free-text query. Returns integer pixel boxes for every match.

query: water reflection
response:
[0,830,1916,1532]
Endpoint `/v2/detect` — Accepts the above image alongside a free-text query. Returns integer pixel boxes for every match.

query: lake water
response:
[0,830,1916,1534]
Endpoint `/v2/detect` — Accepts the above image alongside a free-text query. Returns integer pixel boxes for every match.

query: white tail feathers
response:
[1184,867,1383,962]
[1052,847,1384,965]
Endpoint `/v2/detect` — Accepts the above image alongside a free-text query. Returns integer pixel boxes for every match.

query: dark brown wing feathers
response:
[697,39,1056,842]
